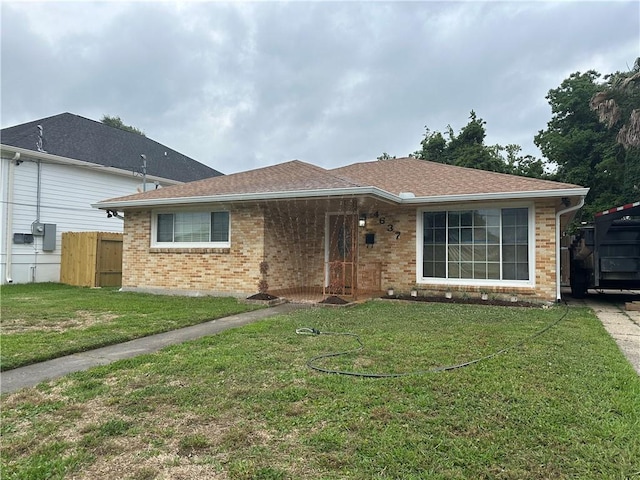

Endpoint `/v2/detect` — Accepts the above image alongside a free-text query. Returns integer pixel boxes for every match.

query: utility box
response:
[60,232,123,287]
[43,224,56,251]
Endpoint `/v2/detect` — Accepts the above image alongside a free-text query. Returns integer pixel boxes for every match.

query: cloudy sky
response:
[1,1,638,174]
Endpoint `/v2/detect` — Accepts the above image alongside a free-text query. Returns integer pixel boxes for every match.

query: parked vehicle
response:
[569,201,640,298]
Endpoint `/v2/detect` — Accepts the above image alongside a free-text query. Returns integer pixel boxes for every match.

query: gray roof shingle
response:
[1,112,222,182]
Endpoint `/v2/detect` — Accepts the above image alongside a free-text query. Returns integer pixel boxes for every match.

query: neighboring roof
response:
[1,113,222,183]
[95,157,588,209]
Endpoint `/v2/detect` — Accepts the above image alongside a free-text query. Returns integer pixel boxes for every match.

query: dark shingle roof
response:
[0,113,222,182]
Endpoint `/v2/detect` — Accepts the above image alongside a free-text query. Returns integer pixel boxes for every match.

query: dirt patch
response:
[318,296,350,305]
[246,293,279,301]
[2,310,120,334]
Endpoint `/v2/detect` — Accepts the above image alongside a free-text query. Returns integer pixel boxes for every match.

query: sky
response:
[1,1,638,175]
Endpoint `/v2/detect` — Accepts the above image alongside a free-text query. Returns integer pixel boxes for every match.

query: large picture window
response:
[154,211,230,247]
[420,207,531,283]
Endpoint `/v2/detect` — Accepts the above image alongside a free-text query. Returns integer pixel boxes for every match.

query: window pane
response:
[487,245,500,262]
[448,211,460,227]
[516,263,529,280]
[448,228,459,243]
[448,245,460,261]
[434,228,446,243]
[460,245,473,262]
[461,211,473,226]
[461,228,473,243]
[460,262,473,278]
[423,262,434,277]
[211,212,229,242]
[487,263,500,279]
[503,245,516,262]
[449,262,460,278]
[503,263,515,280]
[434,262,446,278]
[175,212,209,242]
[474,245,487,261]
[474,262,487,279]
[157,214,174,242]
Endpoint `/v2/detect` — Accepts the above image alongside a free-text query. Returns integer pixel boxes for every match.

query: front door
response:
[326,214,357,295]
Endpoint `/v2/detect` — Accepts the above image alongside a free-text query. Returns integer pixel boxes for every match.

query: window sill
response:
[149,248,230,254]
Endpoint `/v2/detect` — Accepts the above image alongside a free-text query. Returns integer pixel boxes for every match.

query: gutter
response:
[555,195,586,302]
[92,186,590,210]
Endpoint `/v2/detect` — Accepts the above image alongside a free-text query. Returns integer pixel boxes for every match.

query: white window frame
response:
[151,208,231,248]
[415,202,536,288]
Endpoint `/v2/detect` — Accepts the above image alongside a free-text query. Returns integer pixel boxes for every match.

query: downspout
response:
[4,152,19,283]
[555,196,585,302]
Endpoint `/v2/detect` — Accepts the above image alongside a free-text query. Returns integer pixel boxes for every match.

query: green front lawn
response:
[0,283,261,370]
[1,298,639,479]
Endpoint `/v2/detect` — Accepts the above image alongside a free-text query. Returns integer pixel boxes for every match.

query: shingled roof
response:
[1,113,222,183]
[95,157,587,209]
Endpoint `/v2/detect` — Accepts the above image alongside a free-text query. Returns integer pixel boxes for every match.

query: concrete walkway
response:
[1,303,306,395]
[583,296,640,376]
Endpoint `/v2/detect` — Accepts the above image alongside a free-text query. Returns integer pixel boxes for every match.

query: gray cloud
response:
[2,1,638,174]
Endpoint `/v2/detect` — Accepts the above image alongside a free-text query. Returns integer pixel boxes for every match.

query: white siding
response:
[1,157,150,284]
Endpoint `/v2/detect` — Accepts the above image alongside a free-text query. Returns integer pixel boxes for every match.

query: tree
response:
[589,58,640,202]
[535,67,637,219]
[376,152,396,161]
[101,115,145,136]
[413,111,541,175]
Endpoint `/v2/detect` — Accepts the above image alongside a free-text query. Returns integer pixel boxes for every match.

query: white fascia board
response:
[1,144,182,186]
[93,186,400,209]
[399,187,590,204]
[92,185,590,210]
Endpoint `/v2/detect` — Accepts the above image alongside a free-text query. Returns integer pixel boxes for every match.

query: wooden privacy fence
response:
[60,232,123,287]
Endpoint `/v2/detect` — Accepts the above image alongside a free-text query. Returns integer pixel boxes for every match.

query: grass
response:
[0,283,261,370]
[1,287,639,479]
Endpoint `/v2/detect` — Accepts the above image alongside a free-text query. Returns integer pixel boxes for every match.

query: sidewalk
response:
[567,293,640,376]
[1,303,306,395]
[584,297,640,376]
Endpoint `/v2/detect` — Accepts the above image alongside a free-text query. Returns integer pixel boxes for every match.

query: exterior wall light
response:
[359,214,366,227]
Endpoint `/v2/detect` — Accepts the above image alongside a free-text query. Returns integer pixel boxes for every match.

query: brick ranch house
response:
[93,157,589,303]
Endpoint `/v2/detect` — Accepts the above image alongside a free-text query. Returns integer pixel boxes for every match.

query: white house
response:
[1,113,222,284]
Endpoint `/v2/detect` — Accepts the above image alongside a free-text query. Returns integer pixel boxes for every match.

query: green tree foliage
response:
[589,58,640,206]
[414,111,546,178]
[535,65,639,219]
[100,114,146,136]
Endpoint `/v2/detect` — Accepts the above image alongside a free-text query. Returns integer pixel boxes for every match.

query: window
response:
[420,207,531,284]
[154,211,230,247]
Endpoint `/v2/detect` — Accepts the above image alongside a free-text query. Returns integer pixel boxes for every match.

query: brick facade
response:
[122,198,559,302]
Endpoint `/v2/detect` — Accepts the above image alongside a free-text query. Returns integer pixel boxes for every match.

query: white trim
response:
[92,185,590,210]
[150,208,231,249]
[1,144,182,186]
[415,202,536,288]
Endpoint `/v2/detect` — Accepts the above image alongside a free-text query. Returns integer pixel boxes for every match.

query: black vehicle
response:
[569,201,640,298]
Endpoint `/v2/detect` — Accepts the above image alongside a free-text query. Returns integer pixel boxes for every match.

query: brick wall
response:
[122,205,265,296]
[356,200,559,302]
[122,198,559,302]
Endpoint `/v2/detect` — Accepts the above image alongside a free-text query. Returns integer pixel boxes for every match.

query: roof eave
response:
[1,144,183,186]
[92,186,590,210]
[400,188,590,204]
[92,186,399,209]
